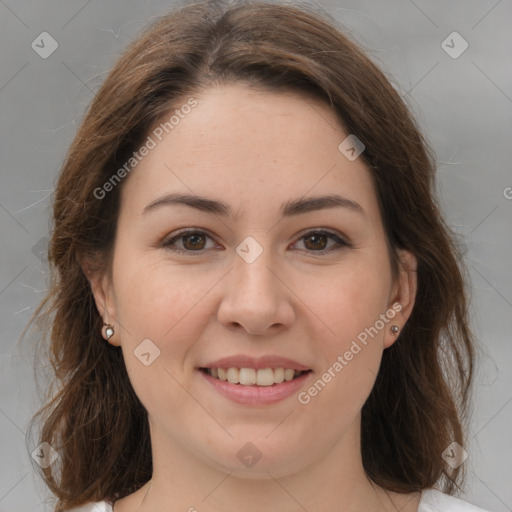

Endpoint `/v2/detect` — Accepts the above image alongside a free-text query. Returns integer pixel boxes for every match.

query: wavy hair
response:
[26,1,474,510]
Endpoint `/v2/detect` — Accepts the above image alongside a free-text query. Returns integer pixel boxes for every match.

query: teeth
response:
[239,368,256,385]
[274,367,284,383]
[256,368,275,386]
[206,367,307,386]
[226,367,239,384]
[284,368,294,381]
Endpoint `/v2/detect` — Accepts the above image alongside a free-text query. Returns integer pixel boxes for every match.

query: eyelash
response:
[161,228,351,255]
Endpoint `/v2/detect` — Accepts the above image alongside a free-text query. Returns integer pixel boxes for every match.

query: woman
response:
[28,1,489,511]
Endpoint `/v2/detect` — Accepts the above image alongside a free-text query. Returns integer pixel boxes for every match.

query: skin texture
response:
[90,83,420,512]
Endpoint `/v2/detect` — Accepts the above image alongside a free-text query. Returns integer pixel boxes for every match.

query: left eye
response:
[293,230,348,253]
[162,229,348,254]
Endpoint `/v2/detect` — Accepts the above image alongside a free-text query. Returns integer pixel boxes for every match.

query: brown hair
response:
[27,0,475,509]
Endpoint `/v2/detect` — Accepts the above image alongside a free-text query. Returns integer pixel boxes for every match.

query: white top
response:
[69,489,490,511]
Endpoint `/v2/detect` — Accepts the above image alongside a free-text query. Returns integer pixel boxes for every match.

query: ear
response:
[82,258,120,347]
[384,249,417,349]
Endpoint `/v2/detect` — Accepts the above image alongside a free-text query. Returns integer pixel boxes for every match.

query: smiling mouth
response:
[200,367,312,386]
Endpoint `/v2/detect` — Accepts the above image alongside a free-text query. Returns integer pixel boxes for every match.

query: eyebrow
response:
[142,193,366,219]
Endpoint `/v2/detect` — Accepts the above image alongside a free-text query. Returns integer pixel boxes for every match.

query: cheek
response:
[108,252,210,395]
[110,256,214,415]
[112,250,217,341]
[297,259,390,412]
[297,278,386,426]
[310,261,391,351]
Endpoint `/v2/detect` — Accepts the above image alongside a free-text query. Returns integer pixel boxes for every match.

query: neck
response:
[113,416,419,512]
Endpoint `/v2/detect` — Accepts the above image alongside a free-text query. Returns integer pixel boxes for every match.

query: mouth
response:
[198,364,313,405]
[199,367,312,386]
[198,355,313,405]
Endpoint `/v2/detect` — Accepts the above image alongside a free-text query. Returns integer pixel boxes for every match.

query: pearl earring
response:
[102,323,114,340]
[390,325,400,335]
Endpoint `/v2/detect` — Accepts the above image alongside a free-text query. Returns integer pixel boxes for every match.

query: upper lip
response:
[201,355,311,371]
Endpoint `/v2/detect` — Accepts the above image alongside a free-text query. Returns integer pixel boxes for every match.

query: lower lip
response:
[199,370,312,405]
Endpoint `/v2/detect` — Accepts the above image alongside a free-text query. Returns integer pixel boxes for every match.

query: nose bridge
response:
[235,234,266,266]
[217,234,294,334]
[232,234,277,296]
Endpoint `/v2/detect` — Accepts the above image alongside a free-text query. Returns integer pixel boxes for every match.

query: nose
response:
[217,242,295,336]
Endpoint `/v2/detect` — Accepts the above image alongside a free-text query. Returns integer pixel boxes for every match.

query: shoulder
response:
[419,489,491,512]
[67,501,113,512]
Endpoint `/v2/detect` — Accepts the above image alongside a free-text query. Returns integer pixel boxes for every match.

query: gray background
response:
[1,1,511,511]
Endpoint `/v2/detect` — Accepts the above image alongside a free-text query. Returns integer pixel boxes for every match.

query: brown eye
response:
[163,230,215,253]
[294,230,349,253]
[181,233,207,250]
[303,233,329,251]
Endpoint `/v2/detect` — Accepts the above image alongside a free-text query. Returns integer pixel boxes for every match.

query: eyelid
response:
[294,227,350,244]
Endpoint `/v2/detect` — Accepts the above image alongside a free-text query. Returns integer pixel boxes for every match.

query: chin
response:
[198,433,310,479]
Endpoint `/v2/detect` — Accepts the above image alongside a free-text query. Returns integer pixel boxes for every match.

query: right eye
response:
[162,229,218,253]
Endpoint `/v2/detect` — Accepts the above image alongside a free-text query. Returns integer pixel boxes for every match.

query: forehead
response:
[120,83,378,220]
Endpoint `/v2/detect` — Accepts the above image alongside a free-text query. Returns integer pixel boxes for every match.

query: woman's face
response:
[91,83,416,478]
